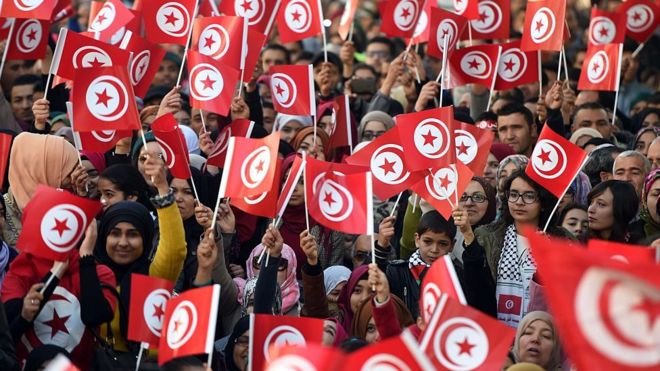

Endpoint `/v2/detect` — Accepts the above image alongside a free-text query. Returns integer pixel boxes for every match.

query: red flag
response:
[276,0,323,43]
[469,0,510,40]
[275,154,304,220]
[218,0,280,35]
[0,133,11,188]
[380,0,424,39]
[327,95,353,149]
[578,43,623,92]
[588,8,627,46]
[206,119,255,167]
[305,157,373,235]
[421,294,515,371]
[1,0,57,20]
[5,18,49,60]
[411,162,474,221]
[453,0,479,20]
[17,186,102,261]
[158,285,220,365]
[106,9,142,46]
[455,121,495,176]
[250,314,325,371]
[241,29,268,82]
[337,0,359,40]
[346,331,435,371]
[269,64,316,116]
[231,158,281,218]
[151,114,192,180]
[520,0,566,51]
[618,0,659,44]
[527,231,660,371]
[587,240,656,265]
[198,0,220,17]
[427,7,468,60]
[87,0,134,43]
[43,354,80,371]
[265,343,345,371]
[494,40,539,90]
[345,126,425,200]
[0,18,13,39]
[143,0,196,45]
[408,0,431,45]
[71,66,141,132]
[419,255,467,323]
[118,31,167,98]
[67,101,132,154]
[192,16,245,69]
[447,43,501,88]
[218,132,281,198]
[186,49,241,117]
[128,274,175,349]
[396,106,456,171]
[525,125,588,198]
[50,28,132,81]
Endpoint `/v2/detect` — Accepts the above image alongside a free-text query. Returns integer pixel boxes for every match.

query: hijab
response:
[641,168,660,236]
[225,316,250,371]
[245,243,299,313]
[511,311,562,371]
[358,111,394,141]
[351,294,414,340]
[273,114,313,132]
[278,154,307,273]
[80,151,107,173]
[337,264,369,330]
[8,133,79,210]
[290,126,332,160]
[323,265,351,295]
[239,277,282,316]
[496,154,529,187]
[179,124,201,155]
[471,176,497,228]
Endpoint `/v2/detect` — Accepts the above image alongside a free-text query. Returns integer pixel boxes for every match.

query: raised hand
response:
[299,229,318,265]
[377,216,396,248]
[156,86,182,118]
[32,98,50,131]
[368,263,390,303]
[261,225,284,257]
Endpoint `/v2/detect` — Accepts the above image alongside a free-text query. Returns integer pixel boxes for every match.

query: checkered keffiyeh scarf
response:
[408,250,429,269]
[496,225,536,328]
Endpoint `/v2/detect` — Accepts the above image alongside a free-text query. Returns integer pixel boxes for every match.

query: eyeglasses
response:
[353,251,371,261]
[362,131,386,141]
[234,335,249,347]
[459,193,487,204]
[366,51,390,59]
[252,256,288,272]
[506,190,539,204]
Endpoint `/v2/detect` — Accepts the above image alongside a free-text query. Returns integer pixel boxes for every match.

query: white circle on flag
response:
[589,16,616,45]
[454,129,478,165]
[263,325,307,361]
[156,2,190,37]
[471,1,502,34]
[189,63,224,101]
[318,178,354,222]
[436,19,459,53]
[425,166,457,200]
[72,46,112,68]
[530,7,556,44]
[89,2,116,32]
[235,0,266,26]
[626,4,655,33]
[166,300,198,349]
[199,24,230,60]
[393,0,419,31]
[587,51,609,84]
[40,204,87,253]
[530,138,567,179]
[14,0,43,12]
[498,48,527,82]
[130,50,151,85]
[434,317,489,370]
[284,0,313,34]
[370,144,410,185]
[240,145,271,189]
[413,118,451,159]
[16,19,41,53]
[270,73,297,108]
[85,75,129,122]
[155,137,177,169]
[143,288,171,336]
[453,0,467,15]
[459,51,492,79]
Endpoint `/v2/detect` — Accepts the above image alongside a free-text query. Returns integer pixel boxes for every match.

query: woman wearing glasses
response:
[452,170,571,327]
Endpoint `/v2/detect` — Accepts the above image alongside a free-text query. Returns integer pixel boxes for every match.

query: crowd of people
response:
[0,0,657,370]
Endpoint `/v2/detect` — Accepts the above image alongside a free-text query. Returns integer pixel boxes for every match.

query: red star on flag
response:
[598,26,609,37]
[478,11,489,23]
[632,297,659,329]
[275,83,285,96]
[421,130,437,146]
[152,303,165,321]
[438,174,451,190]
[51,218,70,237]
[592,62,600,72]
[255,159,265,173]
[164,12,179,26]
[96,13,108,25]
[292,10,302,22]
[173,318,183,332]
[538,149,552,164]
[95,89,113,107]
[535,20,544,32]
[468,58,481,69]
[201,75,216,90]
[457,141,470,155]
[26,28,37,42]
[380,158,397,175]
[504,59,516,71]
[88,57,106,68]
[203,35,216,49]
[632,11,642,22]
[43,308,71,338]
[323,192,335,207]
[456,337,476,356]
[241,0,253,12]
[401,7,412,19]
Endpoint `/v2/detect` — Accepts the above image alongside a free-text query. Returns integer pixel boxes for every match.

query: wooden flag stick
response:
[347,22,355,42]
[175,2,199,87]
[428,169,455,210]
[561,46,569,82]
[0,19,16,87]
[390,192,403,217]
[611,43,624,127]
[537,50,543,99]
[437,36,449,107]
[485,46,502,112]
[542,155,590,232]
[556,48,563,81]
[632,43,644,58]
[200,109,208,133]
[135,342,148,371]
[301,152,311,231]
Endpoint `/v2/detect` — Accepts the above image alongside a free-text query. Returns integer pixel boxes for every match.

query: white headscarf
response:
[323,265,351,295]
[179,124,200,155]
[273,114,313,132]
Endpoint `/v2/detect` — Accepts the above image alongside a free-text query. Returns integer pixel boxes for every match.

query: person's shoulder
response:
[475,220,506,235]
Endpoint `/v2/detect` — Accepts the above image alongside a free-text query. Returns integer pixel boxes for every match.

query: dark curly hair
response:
[501,170,558,229]
[587,180,639,242]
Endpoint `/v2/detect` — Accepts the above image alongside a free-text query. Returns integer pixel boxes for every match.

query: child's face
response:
[414,230,453,264]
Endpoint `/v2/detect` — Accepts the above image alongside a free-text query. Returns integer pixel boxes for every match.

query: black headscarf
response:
[225,316,250,371]
[471,176,497,228]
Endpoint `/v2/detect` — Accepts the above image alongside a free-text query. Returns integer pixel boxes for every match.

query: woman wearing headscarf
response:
[484,143,516,188]
[272,114,313,143]
[290,126,332,161]
[357,111,394,143]
[223,316,250,371]
[558,172,591,212]
[495,154,529,217]
[93,152,186,354]
[641,169,660,237]
[179,124,201,155]
[633,126,660,157]
[506,311,562,370]
[76,151,106,200]
[3,133,79,249]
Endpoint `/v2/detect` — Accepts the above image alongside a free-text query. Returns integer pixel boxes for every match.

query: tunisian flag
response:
[469,0,510,40]
[346,331,435,371]
[420,294,516,371]
[305,157,373,235]
[455,121,495,176]
[447,44,501,89]
[452,0,480,20]
[337,0,359,40]
[578,43,623,92]
[269,64,316,116]
[587,239,656,265]
[494,40,539,90]
[0,132,12,188]
[207,119,255,167]
[411,162,474,221]
[427,7,468,60]
[231,158,281,218]
[17,186,102,261]
[345,126,425,200]
[192,16,246,69]
[158,285,220,365]
[588,8,627,46]
[218,132,281,198]
[86,0,135,43]
[0,0,58,20]
[151,114,192,180]
[128,274,175,349]
[50,28,132,81]
[327,95,353,149]
[527,230,660,371]
[218,0,280,35]
[520,0,566,51]
[187,50,241,117]
[67,101,132,154]
[250,314,325,371]
[617,0,659,44]
[5,18,49,60]
[396,106,455,171]
[275,154,305,222]
[119,31,167,98]
[276,0,323,43]
[419,255,467,323]
[143,0,197,45]
[380,0,423,39]
[266,344,345,371]
[526,125,587,198]
[70,66,141,132]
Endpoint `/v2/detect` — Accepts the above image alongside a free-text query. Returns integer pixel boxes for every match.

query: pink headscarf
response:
[246,243,300,313]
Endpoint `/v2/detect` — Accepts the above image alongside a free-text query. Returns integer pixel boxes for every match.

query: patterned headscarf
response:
[246,243,300,313]
[239,277,282,316]
[641,168,660,236]
[496,155,529,188]
[567,172,592,206]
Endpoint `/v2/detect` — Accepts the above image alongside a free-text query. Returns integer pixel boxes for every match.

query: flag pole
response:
[0,19,16,85]
[537,50,542,99]
[390,192,403,217]
[631,42,644,58]
[199,109,207,133]
[302,152,311,231]
[542,155,590,232]
[135,342,148,371]
[436,36,449,107]
[561,46,569,82]
[611,44,624,127]
[347,22,354,42]
[556,48,563,81]
[175,2,200,87]
[485,46,502,112]
[237,15,249,99]
[468,23,473,46]
[411,193,419,213]
[318,0,328,63]
[428,169,456,210]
